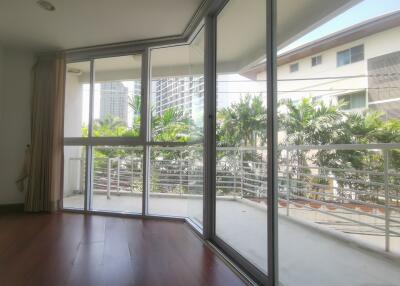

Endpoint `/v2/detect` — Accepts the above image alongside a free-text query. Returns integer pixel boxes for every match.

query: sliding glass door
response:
[213,0,268,282]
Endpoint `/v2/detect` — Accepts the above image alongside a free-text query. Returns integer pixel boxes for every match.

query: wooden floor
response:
[0,212,246,286]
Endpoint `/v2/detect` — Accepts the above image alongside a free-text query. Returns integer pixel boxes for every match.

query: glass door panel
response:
[215,0,268,274]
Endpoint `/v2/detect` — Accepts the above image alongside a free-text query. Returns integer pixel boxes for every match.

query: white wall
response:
[63,73,86,197]
[0,45,4,136]
[64,73,84,137]
[0,48,35,204]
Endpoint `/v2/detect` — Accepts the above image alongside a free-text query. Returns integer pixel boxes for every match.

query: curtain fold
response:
[25,53,66,212]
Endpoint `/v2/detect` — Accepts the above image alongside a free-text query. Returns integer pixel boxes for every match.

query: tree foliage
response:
[217,94,267,147]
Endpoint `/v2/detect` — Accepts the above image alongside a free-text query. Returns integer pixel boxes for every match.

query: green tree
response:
[217,94,267,147]
[278,98,400,204]
[92,115,128,137]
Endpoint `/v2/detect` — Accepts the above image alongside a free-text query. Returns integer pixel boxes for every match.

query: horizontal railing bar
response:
[281,143,400,151]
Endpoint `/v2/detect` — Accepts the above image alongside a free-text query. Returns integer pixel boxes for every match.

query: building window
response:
[311,55,322,66]
[290,63,299,73]
[337,44,364,67]
[338,90,367,110]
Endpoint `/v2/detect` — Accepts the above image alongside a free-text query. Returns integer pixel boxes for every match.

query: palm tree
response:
[152,107,196,142]
[278,98,347,199]
[93,114,127,137]
[217,94,267,147]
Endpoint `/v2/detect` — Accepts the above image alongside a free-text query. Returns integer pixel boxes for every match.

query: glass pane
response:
[338,94,351,110]
[93,55,142,137]
[91,146,143,213]
[65,61,90,137]
[337,50,350,66]
[148,145,203,223]
[63,146,86,209]
[290,63,299,72]
[351,91,366,109]
[351,45,364,63]
[277,1,400,285]
[150,40,204,143]
[148,28,204,227]
[216,0,267,273]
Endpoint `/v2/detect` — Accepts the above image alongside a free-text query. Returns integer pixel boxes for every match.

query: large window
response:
[62,1,400,285]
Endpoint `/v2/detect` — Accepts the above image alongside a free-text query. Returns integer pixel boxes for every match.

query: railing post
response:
[117,158,120,195]
[384,149,390,252]
[233,152,237,193]
[107,158,111,200]
[131,156,134,192]
[240,148,244,198]
[80,157,85,194]
[180,158,183,196]
[286,150,290,216]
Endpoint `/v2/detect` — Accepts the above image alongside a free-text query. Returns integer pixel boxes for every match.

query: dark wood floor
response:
[0,212,246,286]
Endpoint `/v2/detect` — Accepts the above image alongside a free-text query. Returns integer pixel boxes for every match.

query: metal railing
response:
[67,143,400,252]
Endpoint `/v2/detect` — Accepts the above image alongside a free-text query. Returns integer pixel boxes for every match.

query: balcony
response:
[64,144,400,286]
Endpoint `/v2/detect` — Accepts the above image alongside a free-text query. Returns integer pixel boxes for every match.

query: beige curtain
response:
[25,53,66,212]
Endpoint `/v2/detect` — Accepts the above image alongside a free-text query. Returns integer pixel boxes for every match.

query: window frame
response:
[289,62,299,73]
[311,55,322,67]
[337,44,364,67]
[63,27,206,222]
[337,90,367,110]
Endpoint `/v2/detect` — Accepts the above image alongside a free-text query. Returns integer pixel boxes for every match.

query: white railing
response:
[68,143,400,252]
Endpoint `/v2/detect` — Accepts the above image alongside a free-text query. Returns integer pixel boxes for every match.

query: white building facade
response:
[273,11,400,119]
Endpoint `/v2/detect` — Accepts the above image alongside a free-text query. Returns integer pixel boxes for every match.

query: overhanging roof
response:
[278,9,400,66]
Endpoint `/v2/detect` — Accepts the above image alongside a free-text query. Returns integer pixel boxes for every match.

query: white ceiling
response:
[0,0,203,51]
[63,0,358,79]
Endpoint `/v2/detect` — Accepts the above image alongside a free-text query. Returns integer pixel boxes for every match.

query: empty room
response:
[1,0,400,285]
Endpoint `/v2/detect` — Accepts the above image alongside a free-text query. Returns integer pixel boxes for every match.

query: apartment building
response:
[275,10,400,119]
[152,75,204,117]
[100,81,129,122]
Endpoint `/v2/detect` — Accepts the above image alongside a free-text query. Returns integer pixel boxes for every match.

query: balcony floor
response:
[64,194,400,286]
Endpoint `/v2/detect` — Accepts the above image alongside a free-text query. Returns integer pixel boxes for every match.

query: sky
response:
[279,0,400,54]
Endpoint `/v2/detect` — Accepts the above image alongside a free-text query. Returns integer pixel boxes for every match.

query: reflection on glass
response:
[63,146,86,209]
[215,0,267,273]
[65,61,90,137]
[91,147,143,213]
[93,55,142,137]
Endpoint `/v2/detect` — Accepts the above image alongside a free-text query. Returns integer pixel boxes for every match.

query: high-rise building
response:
[100,81,129,122]
[153,75,204,118]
